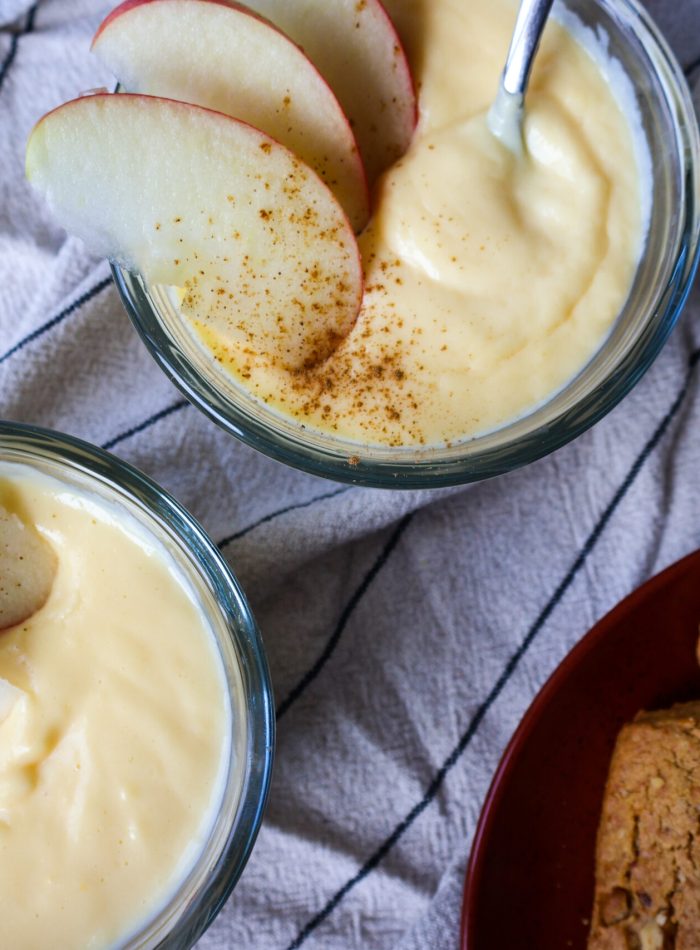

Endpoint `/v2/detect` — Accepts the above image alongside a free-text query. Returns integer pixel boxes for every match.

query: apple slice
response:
[0,507,56,631]
[92,0,370,233]
[26,93,363,371]
[240,0,417,187]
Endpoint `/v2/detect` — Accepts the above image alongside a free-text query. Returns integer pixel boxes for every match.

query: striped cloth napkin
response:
[1,1,699,947]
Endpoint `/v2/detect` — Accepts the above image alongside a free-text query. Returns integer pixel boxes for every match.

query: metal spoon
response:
[0,506,56,630]
[488,0,555,154]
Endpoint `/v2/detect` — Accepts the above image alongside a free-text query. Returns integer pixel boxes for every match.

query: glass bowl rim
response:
[0,419,275,948]
[114,0,700,490]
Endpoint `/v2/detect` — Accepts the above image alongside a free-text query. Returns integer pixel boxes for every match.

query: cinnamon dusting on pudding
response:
[193,247,429,446]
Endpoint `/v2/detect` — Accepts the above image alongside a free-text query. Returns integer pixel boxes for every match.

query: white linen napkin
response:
[1,1,699,948]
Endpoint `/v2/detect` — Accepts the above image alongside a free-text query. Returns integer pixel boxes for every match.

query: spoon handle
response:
[501,0,555,98]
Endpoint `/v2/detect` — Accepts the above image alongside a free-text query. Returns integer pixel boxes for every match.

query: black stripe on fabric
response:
[684,51,700,77]
[0,276,112,366]
[0,2,38,94]
[23,2,38,31]
[0,35,19,90]
[285,348,700,950]
[218,487,352,548]
[276,512,414,721]
[101,399,189,451]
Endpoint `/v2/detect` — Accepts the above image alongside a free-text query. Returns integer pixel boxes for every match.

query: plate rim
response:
[460,546,700,950]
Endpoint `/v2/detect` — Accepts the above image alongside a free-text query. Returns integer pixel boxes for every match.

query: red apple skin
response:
[91,0,371,232]
[93,0,268,47]
[92,0,146,44]
[375,0,418,131]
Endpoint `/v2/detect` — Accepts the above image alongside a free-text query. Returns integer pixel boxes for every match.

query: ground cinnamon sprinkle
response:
[190,248,429,445]
[274,254,427,445]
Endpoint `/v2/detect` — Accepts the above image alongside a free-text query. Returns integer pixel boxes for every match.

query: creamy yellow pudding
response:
[187,0,648,447]
[0,464,229,949]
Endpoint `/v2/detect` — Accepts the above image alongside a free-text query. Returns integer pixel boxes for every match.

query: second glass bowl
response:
[0,421,274,949]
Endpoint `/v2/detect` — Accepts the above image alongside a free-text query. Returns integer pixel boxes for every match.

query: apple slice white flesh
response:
[0,507,56,631]
[26,93,363,371]
[92,0,370,233]
[241,0,417,187]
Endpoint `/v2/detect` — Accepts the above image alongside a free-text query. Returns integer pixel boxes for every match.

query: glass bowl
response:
[113,0,700,489]
[0,420,274,949]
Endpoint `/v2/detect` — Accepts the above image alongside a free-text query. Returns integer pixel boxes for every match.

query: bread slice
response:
[588,702,700,949]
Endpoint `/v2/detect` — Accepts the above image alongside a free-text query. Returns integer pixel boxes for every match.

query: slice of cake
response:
[588,702,700,949]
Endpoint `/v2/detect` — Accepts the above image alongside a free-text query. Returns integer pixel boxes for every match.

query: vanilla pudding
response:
[0,462,230,949]
[186,0,648,447]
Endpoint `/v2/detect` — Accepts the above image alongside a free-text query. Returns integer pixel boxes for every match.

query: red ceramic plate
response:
[461,549,700,950]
